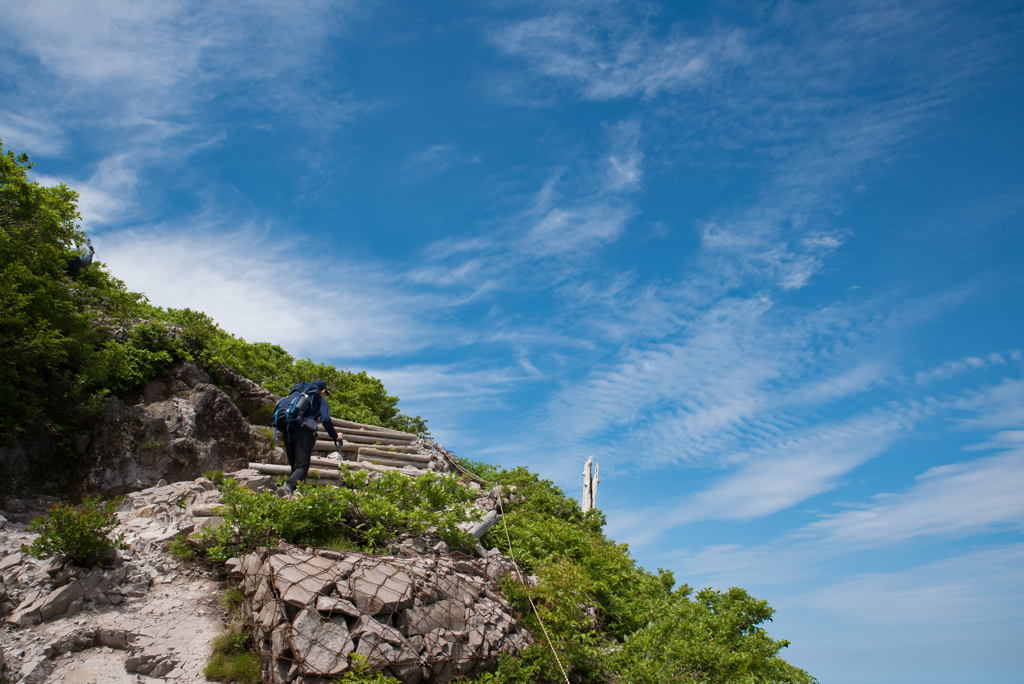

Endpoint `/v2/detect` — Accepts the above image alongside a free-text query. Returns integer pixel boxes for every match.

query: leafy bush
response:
[168,537,194,560]
[201,470,481,562]
[204,624,259,684]
[22,495,127,565]
[612,587,816,684]
[1,141,427,458]
[331,654,394,682]
[468,465,815,684]
[0,141,157,449]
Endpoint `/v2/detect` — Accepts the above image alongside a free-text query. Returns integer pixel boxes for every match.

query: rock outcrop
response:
[0,468,534,683]
[77,361,269,496]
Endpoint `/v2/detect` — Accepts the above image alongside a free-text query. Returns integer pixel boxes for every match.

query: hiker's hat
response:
[311,379,330,396]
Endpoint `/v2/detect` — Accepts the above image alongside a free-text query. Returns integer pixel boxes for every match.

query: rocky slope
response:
[1,464,528,683]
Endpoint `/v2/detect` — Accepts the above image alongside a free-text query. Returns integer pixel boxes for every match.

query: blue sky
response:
[3,1,1023,681]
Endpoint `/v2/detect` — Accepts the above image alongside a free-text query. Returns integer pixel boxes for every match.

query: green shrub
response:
[612,587,817,684]
[470,464,815,684]
[22,495,127,565]
[246,404,274,426]
[204,624,259,684]
[220,588,244,616]
[201,470,481,562]
[168,537,194,560]
[331,654,394,682]
[202,469,225,486]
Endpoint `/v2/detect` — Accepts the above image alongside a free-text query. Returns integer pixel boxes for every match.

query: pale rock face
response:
[76,361,269,496]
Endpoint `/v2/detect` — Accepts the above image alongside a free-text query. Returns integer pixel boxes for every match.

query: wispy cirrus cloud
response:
[653,373,1024,591]
[489,7,745,102]
[798,447,1024,549]
[800,543,1024,625]
[1,0,364,225]
[97,223,451,361]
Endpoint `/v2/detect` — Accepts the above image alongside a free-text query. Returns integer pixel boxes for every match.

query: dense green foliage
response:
[201,469,481,562]
[204,622,260,684]
[0,141,158,448]
[454,460,816,684]
[22,495,128,565]
[0,141,426,454]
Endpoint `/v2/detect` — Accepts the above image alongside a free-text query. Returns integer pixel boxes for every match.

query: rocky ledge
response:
[0,467,532,683]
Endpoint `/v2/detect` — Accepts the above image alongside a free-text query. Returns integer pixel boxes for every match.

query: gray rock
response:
[289,607,354,677]
[19,655,53,684]
[74,432,91,454]
[75,361,267,496]
[37,580,84,620]
[315,595,361,617]
[0,552,23,572]
[97,627,133,649]
[350,564,414,615]
[269,555,337,609]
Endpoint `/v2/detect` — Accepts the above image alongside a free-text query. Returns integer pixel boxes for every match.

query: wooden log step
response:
[248,463,340,480]
[327,418,417,439]
[358,447,431,464]
[317,432,416,446]
[358,454,431,469]
[344,434,415,446]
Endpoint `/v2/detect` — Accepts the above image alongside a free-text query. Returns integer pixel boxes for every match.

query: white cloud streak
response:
[97,225,447,361]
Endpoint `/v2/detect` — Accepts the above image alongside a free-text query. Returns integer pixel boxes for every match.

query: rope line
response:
[495,488,572,684]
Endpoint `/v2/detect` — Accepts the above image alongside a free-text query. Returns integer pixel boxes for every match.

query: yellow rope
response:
[495,487,572,684]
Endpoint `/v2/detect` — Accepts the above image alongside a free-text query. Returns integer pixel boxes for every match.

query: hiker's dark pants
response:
[284,427,316,491]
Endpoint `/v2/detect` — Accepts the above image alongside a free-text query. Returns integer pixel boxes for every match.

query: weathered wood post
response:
[591,462,599,511]
[582,455,594,513]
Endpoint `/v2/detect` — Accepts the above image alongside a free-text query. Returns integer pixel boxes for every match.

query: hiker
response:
[65,238,94,278]
[275,379,341,496]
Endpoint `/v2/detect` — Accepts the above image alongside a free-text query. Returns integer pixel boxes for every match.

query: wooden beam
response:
[358,447,431,464]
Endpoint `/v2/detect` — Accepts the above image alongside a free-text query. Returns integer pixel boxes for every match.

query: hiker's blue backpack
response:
[271,382,317,442]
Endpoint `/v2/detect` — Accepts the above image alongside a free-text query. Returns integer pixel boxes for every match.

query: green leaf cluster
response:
[0,140,168,449]
[1,141,426,459]
[143,307,429,435]
[21,495,128,565]
[204,621,260,684]
[454,461,816,684]
[201,470,481,562]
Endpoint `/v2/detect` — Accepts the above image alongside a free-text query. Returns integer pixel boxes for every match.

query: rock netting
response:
[239,545,532,683]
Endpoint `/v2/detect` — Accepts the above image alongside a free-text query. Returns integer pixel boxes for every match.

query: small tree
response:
[22,495,128,566]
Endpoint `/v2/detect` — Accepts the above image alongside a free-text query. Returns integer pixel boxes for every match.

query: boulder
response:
[289,607,354,677]
[76,361,269,496]
[37,580,84,620]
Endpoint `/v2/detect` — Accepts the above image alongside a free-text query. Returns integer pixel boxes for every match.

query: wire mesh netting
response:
[241,544,533,684]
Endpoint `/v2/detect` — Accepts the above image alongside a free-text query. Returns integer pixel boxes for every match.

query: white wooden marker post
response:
[581,455,598,512]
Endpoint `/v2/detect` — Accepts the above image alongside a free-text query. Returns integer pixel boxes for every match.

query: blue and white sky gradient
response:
[3,1,1023,681]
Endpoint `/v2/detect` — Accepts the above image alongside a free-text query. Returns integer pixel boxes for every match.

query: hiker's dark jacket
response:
[291,381,339,441]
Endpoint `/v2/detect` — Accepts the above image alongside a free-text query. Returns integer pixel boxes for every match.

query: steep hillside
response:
[0,143,815,683]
